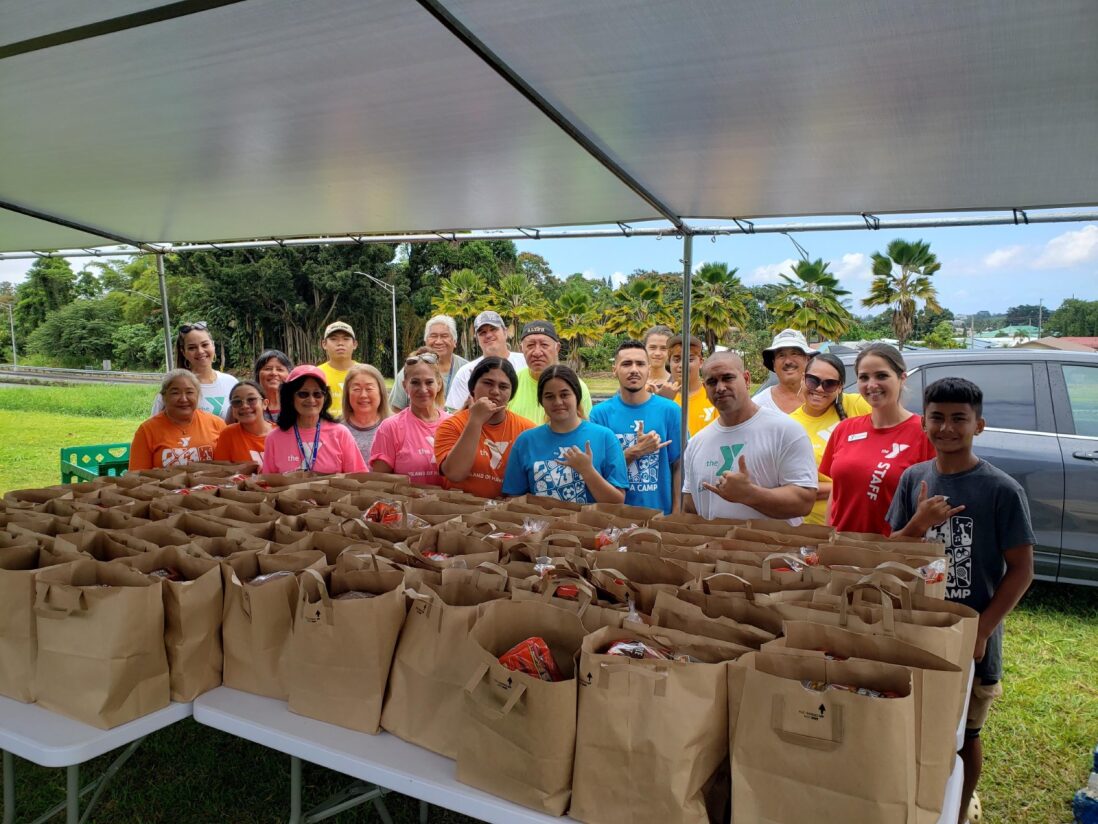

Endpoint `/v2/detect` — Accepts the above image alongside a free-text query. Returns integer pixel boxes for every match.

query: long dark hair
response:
[468,356,519,396]
[174,321,215,372]
[537,365,584,417]
[808,353,849,421]
[276,374,335,430]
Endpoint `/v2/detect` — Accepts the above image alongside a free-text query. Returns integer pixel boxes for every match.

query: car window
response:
[923,364,1036,430]
[1061,364,1098,437]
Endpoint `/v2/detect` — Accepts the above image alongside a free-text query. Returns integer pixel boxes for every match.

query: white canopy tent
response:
[2,0,1097,442]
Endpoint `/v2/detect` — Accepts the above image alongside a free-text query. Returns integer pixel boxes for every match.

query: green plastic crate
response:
[60,443,130,484]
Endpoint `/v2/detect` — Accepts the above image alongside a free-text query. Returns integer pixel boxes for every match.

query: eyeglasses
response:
[405,352,439,366]
[295,390,326,400]
[230,396,261,407]
[805,374,843,392]
[178,321,208,334]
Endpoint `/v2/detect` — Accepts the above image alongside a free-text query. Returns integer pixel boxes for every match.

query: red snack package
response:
[498,637,566,682]
[364,500,402,525]
[422,551,453,561]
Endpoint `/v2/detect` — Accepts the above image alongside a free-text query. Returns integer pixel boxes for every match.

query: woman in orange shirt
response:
[435,357,534,498]
[213,380,272,465]
[129,370,226,471]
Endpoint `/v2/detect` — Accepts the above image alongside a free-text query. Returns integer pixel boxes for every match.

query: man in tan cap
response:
[317,321,358,410]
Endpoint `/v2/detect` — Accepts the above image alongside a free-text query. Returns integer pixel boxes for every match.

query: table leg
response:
[419,799,428,824]
[66,765,79,824]
[3,750,14,824]
[289,756,302,824]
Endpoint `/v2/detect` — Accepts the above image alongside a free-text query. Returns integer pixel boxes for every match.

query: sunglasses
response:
[405,352,439,366]
[805,374,843,392]
[295,390,326,400]
[178,321,208,334]
[230,396,261,407]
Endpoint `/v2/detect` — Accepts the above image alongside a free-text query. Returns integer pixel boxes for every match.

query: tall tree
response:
[550,288,602,370]
[13,257,76,338]
[1004,303,1044,328]
[431,268,490,356]
[863,239,942,347]
[603,279,677,339]
[688,262,749,353]
[1045,299,1098,337]
[515,251,553,285]
[491,273,548,337]
[768,258,854,342]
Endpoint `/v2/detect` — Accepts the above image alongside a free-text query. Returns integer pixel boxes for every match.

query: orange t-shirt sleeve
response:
[434,412,467,467]
[128,421,155,471]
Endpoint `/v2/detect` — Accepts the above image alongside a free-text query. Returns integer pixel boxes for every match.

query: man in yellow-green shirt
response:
[508,320,592,423]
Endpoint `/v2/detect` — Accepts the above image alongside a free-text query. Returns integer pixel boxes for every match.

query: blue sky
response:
[2,213,1095,317]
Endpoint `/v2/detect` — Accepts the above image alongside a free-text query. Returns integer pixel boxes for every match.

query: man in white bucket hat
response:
[753,328,817,414]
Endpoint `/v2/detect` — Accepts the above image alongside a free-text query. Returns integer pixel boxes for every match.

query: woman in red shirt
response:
[819,343,934,535]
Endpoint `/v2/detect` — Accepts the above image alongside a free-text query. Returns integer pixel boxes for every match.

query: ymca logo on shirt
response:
[483,439,511,470]
[705,443,745,475]
[866,442,910,501]
[207,397,226,416]
[881,442,910,459]
[701,406,717,423]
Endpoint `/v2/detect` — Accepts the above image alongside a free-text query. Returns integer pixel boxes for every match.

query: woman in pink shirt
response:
[260,365,366,475]
[369,350,450,485]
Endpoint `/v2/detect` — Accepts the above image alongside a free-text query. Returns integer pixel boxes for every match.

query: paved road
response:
[0,368,160,385]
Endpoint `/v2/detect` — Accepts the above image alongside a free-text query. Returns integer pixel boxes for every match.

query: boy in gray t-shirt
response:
[887,377,1034,822]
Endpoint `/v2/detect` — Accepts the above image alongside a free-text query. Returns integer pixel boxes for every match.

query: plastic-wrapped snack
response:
[520,517,549,536]
[498,637,566,682]
[230,473,252,484]
[801,680,902,699]
[594,524,638,550]
[364,500,402,525]
[334,591,376,600]
[486,531,517,541]
[148,567,183,582]
[421,551,453,561]
[534,555,556,576]
[799,546,820,566]
[916,557,947,584]
[604,639,675,660]
[246,571,294,587]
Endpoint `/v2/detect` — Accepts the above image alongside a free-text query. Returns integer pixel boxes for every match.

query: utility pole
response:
[3,302,15,367]
[1038,299,1043,338]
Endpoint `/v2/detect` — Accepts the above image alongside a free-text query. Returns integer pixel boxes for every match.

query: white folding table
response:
[194,686,966,824]
[0,697,192,824]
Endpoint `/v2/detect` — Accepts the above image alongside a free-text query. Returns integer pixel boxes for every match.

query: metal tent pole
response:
[3,304,15,368]
[680,234,693,454]
[156,253,173,371]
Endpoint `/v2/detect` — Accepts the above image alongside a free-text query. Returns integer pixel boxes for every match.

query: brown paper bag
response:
[0,544,70,701]
[34,560,169,729]
[117,547,224,702]
[650,589,775,648]
[404,526,500,569]
[582,502,662,525]
[456,600,586,815]
[68,509,152,531]
[285,568,406,734]
[763,621,963,818]
[51,530,149,561]
[221,552,313,700]
[511,573,628,632]
[381,580,510,755]
[571,624,747,824]
[728,651,917,824]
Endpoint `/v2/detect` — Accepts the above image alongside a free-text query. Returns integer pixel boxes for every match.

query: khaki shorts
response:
[965,679,1003,736]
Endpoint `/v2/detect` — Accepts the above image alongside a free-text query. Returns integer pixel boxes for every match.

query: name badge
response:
[847,432,868,442]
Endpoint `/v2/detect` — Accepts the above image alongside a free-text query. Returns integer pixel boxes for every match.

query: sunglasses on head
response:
[405,352,439,366]
[178,321,208,334]
[805,374,843,392]
[295,390,326,400]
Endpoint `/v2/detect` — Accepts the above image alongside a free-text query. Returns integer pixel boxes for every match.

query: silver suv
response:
[762,349,1098,586]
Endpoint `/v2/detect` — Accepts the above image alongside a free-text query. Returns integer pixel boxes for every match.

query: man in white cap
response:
[445,310,526,410]
[752,328,817,414]
[508,319,593,423]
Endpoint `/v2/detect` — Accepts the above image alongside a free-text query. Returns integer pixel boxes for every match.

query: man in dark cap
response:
[508,319,593,423]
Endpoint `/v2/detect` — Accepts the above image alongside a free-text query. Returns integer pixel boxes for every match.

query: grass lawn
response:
[0,383,1095,822]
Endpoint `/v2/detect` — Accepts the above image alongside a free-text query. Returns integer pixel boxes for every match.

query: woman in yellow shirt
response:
[788,353,871,524]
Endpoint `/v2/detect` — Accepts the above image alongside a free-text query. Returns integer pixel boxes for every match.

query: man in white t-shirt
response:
[683,351,817,523]
[445,311,526,410]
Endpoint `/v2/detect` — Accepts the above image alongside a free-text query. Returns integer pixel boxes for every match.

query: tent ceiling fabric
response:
[1,0,1096,254]
[445,0,1098,220]
[0,0,660,253]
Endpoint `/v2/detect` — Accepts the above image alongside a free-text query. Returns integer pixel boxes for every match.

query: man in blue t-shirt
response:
[590,340,683,513]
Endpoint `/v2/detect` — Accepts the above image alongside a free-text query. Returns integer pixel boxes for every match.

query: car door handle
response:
[1072,450,1098,461]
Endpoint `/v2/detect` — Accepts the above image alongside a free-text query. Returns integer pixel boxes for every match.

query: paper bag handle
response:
[621,528,662,548]
[298,568,333,625]
[34,584,87,619]
[761,553,808,582]
[597,660,668,696]
[851,575,912,614]
[699,572,756,602]
[545,533,583,549]
[770,695,843,751]
[871,562,928,595]
[839,582,896,634]
[464,662,527,720]
[475,561,509,577]
[540,576,595,613]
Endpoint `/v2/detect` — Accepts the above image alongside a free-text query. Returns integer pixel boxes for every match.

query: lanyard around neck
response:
[293,423,323,471]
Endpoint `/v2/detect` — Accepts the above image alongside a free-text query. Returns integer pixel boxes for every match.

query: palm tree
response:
[691,262,749,353]
[604,279,678,339]
[490,273,548,337]
[863,239,942,347]
[767,258,854,342]
[550,288,603,370]
[431,268,490,356]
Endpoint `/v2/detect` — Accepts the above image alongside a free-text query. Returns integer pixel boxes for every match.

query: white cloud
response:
[581,268,598,280]
[832,252,872,282]
[1034,225,1098,269]
[0,258,33,285]
[746,258,797,285]
[982,245,1026,269]
[609,271,627,287]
